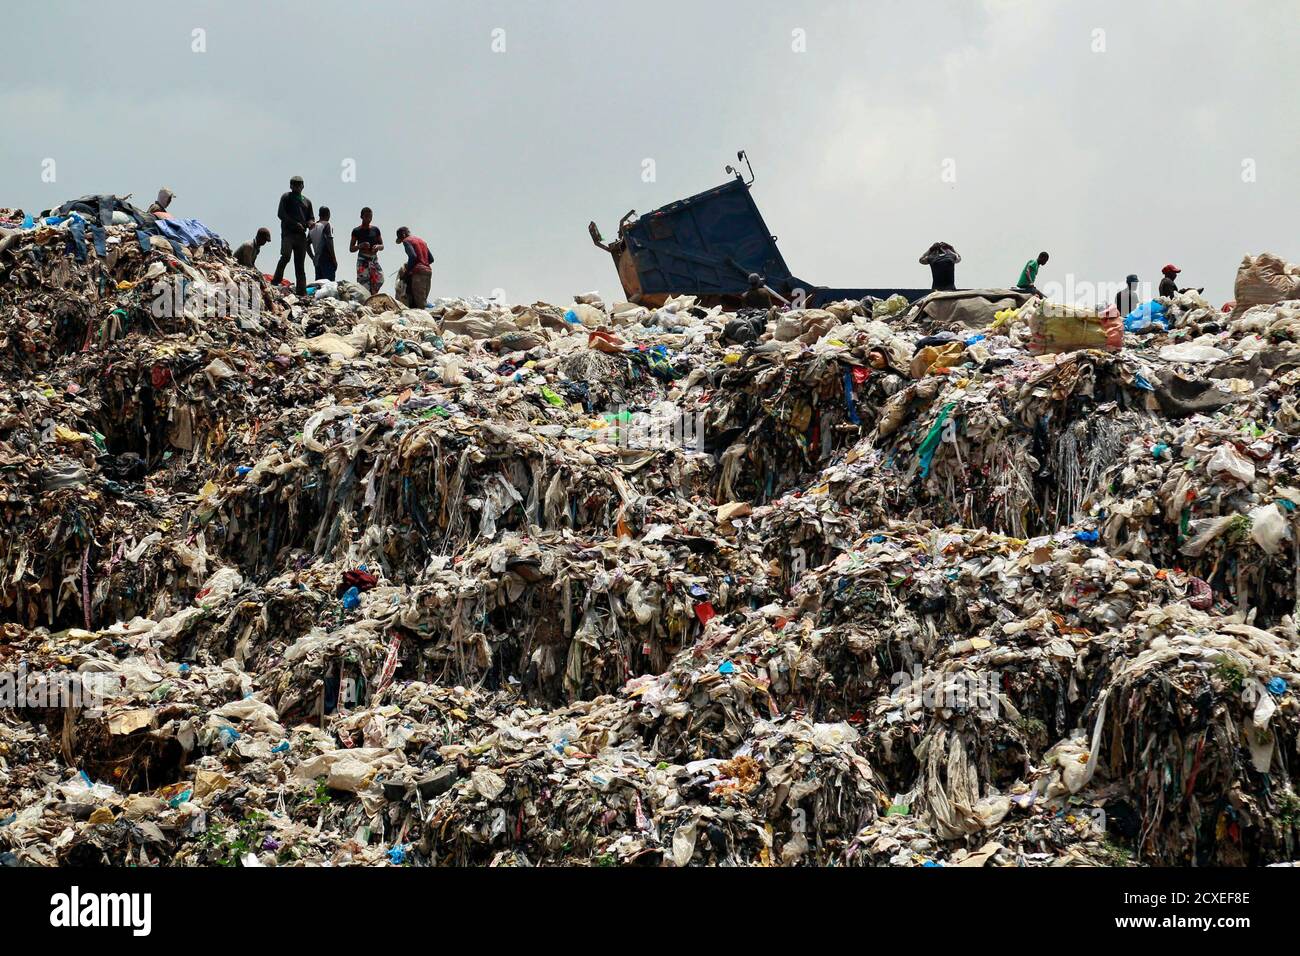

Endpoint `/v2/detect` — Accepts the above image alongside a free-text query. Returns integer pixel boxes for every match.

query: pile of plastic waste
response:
[0,197,1297,867]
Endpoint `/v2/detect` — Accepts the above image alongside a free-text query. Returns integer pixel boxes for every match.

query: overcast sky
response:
[1,0,1295,305]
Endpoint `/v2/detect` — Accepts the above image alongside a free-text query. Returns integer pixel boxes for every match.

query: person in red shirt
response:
[395,226,434,308]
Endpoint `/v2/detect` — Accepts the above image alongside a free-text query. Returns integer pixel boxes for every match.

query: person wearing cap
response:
[1116,274,1141,315]
[741,273,774,309]
[1159,265,1180,298]
[273,175,315,295]
[395,226,434,308]
[920,242,960,291]
[1015,251,1049,297]
[1159,264,1202,299]
[147,187,175,217]
[234,228,272,270]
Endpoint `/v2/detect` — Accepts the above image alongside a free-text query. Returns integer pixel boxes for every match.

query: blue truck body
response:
[590,174,929,308]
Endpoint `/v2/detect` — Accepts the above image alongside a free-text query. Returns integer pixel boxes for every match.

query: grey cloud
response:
[1,0,1293,304]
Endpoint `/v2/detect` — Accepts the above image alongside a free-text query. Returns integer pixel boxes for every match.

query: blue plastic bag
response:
[1124,300,1168,333]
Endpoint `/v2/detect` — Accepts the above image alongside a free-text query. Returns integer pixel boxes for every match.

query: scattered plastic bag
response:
[1206,444,1256,484]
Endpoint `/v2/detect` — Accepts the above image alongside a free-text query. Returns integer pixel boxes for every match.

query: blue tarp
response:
[151,217,224,248]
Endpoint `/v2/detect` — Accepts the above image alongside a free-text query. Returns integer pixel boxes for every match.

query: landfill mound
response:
[1,198,1298,867]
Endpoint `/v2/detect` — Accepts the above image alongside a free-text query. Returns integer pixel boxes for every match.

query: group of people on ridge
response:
[918,242,1197,311]
[232,175,434,308]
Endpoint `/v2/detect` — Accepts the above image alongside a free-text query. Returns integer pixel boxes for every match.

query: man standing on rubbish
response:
[920,242,960,291]
[234,228,272,270]
[147,187,175,217]
[1015,251,1049,298]
[350,207,384,295]
[395,226,433,308]
[272,175,315,295]
[309,207,338,282]
[1116,274,1140,314]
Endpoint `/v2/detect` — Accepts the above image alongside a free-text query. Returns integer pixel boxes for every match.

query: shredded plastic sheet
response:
[0,208,1297,867]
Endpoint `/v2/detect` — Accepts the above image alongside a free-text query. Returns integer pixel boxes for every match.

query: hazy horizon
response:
[1,0,1295,305]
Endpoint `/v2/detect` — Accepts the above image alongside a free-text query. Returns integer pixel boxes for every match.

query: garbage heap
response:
[0,200,1297,867]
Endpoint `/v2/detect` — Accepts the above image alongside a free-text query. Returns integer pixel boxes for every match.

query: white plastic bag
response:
[1249,503,1290,555]
[1207,444,1255,484]
[437,354,467,386]
[1159,343,1230,363]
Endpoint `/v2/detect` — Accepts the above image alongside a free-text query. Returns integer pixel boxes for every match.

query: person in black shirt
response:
[350,207,385,294]
[1159,264,1202,298]
[920,242,960,291]
[272,175,314,295]
[1116,274,1140,314]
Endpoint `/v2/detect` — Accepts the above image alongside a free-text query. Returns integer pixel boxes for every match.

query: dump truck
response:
[589,152,930,309]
